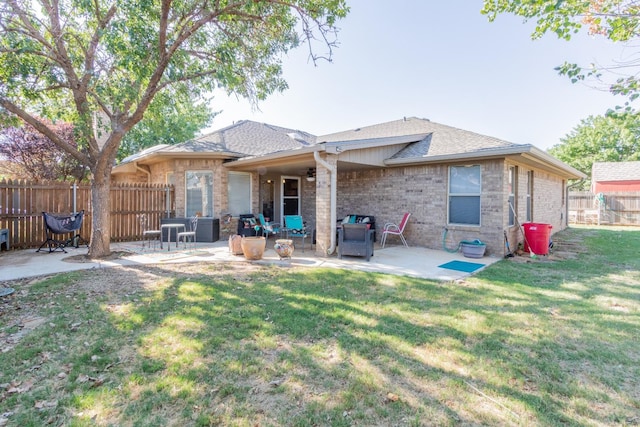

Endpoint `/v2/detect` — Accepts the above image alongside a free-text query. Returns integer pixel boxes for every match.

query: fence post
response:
[73,182,77,214]
[165,186,171,218]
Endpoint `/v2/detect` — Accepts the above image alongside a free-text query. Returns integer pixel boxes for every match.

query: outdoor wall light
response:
[306,168,316,182]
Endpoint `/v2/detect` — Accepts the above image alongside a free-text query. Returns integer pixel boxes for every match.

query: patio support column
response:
[314,153,337,256]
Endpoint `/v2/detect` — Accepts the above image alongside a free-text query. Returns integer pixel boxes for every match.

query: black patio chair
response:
[37,210,87,253]
[338,223,374,261]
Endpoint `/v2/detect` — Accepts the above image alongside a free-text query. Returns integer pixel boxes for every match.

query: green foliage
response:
[548,111,640,189]
[481,0,640,102]
[482,0,640,41]
[0,0,348,256]
[117,88,215,161]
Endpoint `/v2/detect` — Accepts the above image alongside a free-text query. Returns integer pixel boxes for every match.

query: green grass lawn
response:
[0,226,639,426]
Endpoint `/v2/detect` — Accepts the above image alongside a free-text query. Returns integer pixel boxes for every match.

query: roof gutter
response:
[384,144,586,179]
[314,151,337,255]
[524,146,587,179]
[226,145,323,168]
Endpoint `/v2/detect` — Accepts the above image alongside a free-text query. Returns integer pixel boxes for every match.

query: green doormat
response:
[438,260,485,273]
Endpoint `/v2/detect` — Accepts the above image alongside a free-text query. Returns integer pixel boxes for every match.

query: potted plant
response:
[460,239,486,258]
[241,236,266,260]
[274,239,294,259]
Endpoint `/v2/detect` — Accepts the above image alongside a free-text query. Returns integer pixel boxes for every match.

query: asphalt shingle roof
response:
[119,120,318,165]
[318,117,517,159]
[592,161,640,182]
[120,116,529,167]
[165,120,317,157]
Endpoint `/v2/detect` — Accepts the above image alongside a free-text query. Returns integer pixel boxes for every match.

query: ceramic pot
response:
[274,239,294,259]
[228,235,243,255]
[241,236,266,260]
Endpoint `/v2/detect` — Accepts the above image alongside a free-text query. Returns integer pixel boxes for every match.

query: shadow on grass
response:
[1,227,638,426]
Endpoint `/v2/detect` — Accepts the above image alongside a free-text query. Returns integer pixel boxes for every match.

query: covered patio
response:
[225,140,398,258]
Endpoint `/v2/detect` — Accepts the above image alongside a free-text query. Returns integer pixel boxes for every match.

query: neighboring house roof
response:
[592,161,640,182]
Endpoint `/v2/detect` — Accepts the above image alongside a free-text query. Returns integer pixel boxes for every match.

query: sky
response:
[205,1,633,151]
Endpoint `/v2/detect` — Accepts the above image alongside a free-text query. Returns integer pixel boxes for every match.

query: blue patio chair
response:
[258,213,280,240]
[283,215,310,251]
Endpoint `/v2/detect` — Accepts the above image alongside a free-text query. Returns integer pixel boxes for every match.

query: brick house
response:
[112,117,585,257]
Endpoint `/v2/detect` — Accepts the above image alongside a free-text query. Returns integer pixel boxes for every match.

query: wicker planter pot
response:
[241,236,266,260]
[274,239,294,259]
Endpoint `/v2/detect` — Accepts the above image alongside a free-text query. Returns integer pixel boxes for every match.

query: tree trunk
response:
[88,172,112,258]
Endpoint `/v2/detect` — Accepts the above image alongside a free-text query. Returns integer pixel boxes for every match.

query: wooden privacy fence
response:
[568,191,640,225]
[0,179,174,249]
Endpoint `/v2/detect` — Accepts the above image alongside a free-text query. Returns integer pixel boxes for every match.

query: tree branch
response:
[0,97,92,167]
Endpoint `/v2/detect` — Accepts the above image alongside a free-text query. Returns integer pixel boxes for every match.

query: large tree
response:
[548,112,640,189]
[482,0,640,103]
[0,0,348,257]
[118,87,215,161]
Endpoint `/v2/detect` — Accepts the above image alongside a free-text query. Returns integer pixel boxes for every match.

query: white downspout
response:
[314,151,337,255]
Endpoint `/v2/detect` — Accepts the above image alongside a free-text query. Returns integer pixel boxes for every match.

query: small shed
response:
[591,161,640,193]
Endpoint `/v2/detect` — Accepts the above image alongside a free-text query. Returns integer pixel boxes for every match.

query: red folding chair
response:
[380,212,411,248]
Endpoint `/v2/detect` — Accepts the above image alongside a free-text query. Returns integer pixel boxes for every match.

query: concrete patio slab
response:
[0,240,501,282]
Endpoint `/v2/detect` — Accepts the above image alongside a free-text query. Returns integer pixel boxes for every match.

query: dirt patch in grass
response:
[62,251,136,263]
[0,262,265,353]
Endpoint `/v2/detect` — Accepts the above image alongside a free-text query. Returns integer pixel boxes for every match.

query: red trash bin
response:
[523,223,552,255]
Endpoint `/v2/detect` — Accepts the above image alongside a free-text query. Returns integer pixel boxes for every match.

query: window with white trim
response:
[448,165,481,226]
[185,171,213,217]
[227,172,252,216]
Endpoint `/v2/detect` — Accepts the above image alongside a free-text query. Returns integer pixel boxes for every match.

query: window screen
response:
[448,165,481,225]
[228,172,251,216]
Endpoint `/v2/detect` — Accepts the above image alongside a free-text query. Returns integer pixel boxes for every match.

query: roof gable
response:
[166,120,317,156]
[118,120,317,166]
[319,117,516,159]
